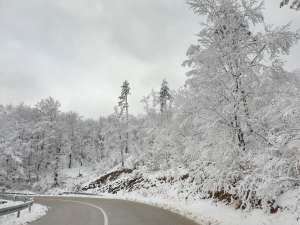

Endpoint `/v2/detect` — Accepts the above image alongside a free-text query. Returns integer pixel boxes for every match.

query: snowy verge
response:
[79,167,300,225]
[101,193,300,225]
[0,200,23,209]
[61,192,299,225]
[9,192,299,225]
[0,204,48,225]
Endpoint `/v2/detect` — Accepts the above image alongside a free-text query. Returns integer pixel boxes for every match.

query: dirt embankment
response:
[82,168,280,213]
[82,168,190,194]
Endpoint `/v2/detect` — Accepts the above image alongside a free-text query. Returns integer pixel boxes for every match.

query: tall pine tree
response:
[159,79,172,115]
[118,80,130,155]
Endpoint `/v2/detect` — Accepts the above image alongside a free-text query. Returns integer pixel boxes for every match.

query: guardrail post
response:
[17,210,20,218]
[29,205,32,213]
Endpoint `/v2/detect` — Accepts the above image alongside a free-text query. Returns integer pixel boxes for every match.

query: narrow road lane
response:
[30,196,200,225]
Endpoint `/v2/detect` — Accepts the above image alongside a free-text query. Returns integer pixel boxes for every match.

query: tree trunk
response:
[120,135,124,167]
[54,158,59,187]
[233,76,246,151]
[125,97,129,154]
[68,153,72,169]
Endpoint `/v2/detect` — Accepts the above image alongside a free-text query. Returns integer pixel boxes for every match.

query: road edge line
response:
[46,198,109,225]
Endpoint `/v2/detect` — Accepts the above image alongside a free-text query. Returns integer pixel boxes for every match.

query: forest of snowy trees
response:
[1,0,300,212]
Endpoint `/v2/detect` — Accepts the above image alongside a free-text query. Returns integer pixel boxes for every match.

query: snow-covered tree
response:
[280,0,300,10]
[159,79,172,114]
[185,0,299,151]
[183,0,299,208]
[64,112,81,168]
[118,80,131,154]
[35,97,60,122]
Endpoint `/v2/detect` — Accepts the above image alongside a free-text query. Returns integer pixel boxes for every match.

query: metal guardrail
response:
[60,191,100,196]
[1,192,35,196]
[0,193,34,218]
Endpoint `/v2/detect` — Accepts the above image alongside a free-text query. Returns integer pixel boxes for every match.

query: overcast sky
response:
[0,0,299,118]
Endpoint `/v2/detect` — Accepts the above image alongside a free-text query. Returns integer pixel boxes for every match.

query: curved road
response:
[30,196,200,225]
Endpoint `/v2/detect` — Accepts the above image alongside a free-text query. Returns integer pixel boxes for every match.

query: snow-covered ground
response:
[109,193,300,225]
[0,200,23,209]
[78,167,300,225]
[0,204,48,225]
[6,165,300,225]
[18,165,108,195]
[53,192,299,225]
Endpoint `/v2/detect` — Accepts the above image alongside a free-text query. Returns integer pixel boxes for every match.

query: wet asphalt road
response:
[29,196,200,225]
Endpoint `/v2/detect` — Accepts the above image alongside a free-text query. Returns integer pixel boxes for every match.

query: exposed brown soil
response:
[208,190,280,213]
[82,168,133,190]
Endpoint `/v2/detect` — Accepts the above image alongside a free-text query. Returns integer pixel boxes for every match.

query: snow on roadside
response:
[5,166,299,225]
[5,192,298,225]
[0,204,48,225]
[104,192,300,225]
[0,200,23,209]
[58,191,300,225]
[79,167,300,225]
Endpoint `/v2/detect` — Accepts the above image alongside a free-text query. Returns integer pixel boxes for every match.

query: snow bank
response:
[0,200,23,209]
[0,204,48,225]
[102,192,300,225]
[82,168,300,225]
[57,191,300,225]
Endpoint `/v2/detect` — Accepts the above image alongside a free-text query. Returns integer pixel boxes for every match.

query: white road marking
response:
[45,198,109,225]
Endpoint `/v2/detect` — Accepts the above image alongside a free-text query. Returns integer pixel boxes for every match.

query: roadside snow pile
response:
[111,193,300,225]
[83,168,300,225]
[0,200,23,209]
[0,204,47,225]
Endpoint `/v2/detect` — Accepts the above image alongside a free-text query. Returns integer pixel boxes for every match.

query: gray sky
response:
[0,0,299,118]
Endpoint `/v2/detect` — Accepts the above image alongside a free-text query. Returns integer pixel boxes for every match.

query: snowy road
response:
[29,196,200,225]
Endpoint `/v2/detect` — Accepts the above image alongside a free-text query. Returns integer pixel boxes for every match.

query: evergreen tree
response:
[159,79,172,114]
[118,80,130,154]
